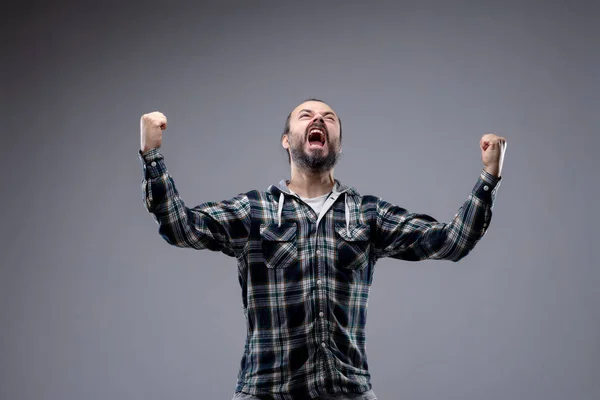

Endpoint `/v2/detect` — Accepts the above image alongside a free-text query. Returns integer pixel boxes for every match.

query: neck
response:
[286,164,335,198]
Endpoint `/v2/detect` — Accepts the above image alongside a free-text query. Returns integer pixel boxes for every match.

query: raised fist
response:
[140,111,167,153]
[480,133,507,178]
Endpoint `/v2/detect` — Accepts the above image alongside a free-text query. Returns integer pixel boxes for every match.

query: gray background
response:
[2,1,599,399]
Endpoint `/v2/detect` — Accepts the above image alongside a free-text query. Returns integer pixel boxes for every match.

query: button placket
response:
[317,255,328,351]
[314,225,329,357]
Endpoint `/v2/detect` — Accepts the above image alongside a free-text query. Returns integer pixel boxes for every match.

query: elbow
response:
[450,254,466,263]
[157,224,195,249]
[449,246,474,262]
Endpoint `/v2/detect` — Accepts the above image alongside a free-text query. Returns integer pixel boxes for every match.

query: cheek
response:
[327,122,340,134]
[291,125,308,138]
[290,120,308,132]
[327,129,340,141]
[288,132,304,147]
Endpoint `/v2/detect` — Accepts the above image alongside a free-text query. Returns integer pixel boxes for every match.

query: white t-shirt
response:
[289,190,331,216]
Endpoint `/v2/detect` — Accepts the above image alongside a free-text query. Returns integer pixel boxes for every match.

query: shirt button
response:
[316,250,321,255]
[317,279,322,285]
[151,161,157,167]
[483,185,489,191]
[321,342,326,348]
[319,311,324,317]
[483,222,488,228]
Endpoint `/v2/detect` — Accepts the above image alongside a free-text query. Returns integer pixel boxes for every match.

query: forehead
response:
[291,101,336,117]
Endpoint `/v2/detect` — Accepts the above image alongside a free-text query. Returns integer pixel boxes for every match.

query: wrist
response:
[484,165,500,178]
[140,145,159,155]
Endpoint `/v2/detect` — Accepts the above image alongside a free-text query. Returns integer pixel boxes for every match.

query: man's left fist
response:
[480,133,507,178]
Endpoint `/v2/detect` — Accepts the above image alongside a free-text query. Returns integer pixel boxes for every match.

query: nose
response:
[312,114,325,124]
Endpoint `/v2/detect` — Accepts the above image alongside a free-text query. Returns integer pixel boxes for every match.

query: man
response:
[138,99,506,400]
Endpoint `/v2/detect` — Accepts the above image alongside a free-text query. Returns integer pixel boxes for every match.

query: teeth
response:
[309,128,325,142]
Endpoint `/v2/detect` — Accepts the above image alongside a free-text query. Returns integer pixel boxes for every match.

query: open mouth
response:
[307,126,326,147]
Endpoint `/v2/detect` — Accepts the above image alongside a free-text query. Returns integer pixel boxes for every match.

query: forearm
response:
[138,148,250,256]
[439,168,501,261]
[139,148,204,248]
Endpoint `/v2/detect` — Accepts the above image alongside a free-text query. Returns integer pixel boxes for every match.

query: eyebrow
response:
[298,109,337,118]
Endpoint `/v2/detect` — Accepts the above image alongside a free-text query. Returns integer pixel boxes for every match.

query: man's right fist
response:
[140,111,167,153]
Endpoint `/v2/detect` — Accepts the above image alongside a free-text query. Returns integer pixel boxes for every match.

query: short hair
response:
[281,98,342,164]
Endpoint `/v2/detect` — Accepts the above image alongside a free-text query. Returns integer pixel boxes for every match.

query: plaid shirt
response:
[138,147,502,399]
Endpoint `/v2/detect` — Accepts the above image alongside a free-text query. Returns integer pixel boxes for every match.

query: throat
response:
[286,178,335,199]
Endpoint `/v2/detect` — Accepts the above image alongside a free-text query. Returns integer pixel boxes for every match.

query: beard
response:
[288,126,341,173]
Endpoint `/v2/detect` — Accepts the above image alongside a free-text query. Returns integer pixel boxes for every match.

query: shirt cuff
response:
[138,147,167,179]
[472,168,502,202]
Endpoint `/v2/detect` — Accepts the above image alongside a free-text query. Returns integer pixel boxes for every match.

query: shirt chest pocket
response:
[335,223,371,270]
[259,222,298,269]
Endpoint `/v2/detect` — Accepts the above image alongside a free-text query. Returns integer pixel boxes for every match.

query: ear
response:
[281,134,289,150]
